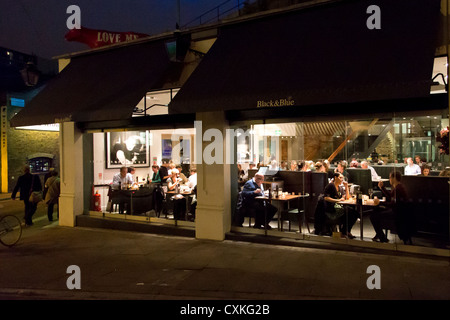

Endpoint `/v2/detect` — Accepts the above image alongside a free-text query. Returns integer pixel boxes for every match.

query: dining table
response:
[166,189,195,221]
[338,197,384,240]
[109,187,154,215]
[255,193,310,233]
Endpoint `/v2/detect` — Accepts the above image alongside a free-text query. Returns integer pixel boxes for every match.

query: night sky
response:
[0,0,234,59]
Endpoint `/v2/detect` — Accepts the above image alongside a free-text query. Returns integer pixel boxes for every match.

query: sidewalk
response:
[0,219,449,302]
[0,193,11,201]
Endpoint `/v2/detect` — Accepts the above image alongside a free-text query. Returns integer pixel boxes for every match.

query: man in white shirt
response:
[361,161,380,181]
[112,166,133,190]
[127,166,136,183]
[187,168,197,189]
[404,157,421,175]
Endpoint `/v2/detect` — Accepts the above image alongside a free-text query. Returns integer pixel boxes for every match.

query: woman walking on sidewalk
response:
[44,171,60,221]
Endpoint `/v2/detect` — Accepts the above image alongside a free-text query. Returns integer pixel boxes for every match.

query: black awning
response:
[10,41,170,127]
[169,0,441,115]
[77,113,196,132]
[226,94,449,124]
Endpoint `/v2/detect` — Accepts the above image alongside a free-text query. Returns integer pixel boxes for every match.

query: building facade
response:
[10,0,450,256]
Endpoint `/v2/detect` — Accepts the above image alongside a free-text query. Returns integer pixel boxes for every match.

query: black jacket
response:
[158,166,169,182]
[12,173,42,200]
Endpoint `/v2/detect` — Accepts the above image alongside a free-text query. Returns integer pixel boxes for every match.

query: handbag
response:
[325,203,345,220]
[29,191,43,203]
[28,175,43,203]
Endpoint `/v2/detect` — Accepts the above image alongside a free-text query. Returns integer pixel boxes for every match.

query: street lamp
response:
[20,61,40,86]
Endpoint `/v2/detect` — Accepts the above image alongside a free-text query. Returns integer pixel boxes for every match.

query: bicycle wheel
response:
[0,215,22,247]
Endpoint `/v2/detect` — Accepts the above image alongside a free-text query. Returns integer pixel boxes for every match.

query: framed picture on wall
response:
[162,139,172,159]
[106,131,149,168]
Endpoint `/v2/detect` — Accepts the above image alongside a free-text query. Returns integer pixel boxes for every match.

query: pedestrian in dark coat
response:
[11,166,42,226]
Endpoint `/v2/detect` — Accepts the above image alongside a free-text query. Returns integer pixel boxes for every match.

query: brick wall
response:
[6,106,59,192]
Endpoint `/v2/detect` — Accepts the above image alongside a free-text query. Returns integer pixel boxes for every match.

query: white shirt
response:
[188,173,197,188]
[405,164,421,176]
[112,173,133,189]
[368,166,380,181]
[126,173,134,182]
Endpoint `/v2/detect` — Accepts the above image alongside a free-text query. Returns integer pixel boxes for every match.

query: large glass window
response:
[90,125,197,225]
[232,111,449,250]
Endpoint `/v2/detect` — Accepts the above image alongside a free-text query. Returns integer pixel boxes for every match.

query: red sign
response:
[65,26,149,49]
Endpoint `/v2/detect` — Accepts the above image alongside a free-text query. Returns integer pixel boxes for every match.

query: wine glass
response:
[368,188,373,199]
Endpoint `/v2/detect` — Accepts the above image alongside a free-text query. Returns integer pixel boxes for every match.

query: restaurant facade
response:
[10,0,450,256]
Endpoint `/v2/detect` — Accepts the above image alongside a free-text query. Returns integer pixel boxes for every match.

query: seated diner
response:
[322,172,358,239]
[112,166,134,190]
[235,173,277,229]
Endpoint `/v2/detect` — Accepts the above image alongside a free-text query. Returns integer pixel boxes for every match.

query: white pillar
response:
[195,111,231,241]
[59,122,85,227]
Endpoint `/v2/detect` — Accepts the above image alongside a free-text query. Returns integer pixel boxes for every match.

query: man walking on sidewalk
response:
[11,165,42,226]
